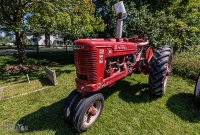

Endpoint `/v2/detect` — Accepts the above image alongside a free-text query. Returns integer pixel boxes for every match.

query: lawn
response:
[0,53,200,135]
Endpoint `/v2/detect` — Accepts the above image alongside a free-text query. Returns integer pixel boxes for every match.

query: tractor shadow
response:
[102,79,159,103]
[16,98,79,135]
[167,93,200,122]
[16,79,157,134]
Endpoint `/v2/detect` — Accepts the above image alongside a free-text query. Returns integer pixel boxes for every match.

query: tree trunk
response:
[15,31,26,64]
[45,33,51,47]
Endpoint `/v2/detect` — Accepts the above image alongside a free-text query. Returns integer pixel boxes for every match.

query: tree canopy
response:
[0,0,105,63]
[94,0,200,50]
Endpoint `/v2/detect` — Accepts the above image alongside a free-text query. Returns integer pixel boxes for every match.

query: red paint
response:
[166,65,170,76]
[146,47,154,65]
[74,38,153,93]
[88,105,97,116]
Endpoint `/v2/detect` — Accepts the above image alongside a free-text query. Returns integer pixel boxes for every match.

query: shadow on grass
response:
[39,78,53,86]
[0,53,75,85]
[16,98,79,135]
[167,93,200,122]
[0,68,75,86]
[102,80,159,103]
[56,69,75,77]
[16,79,158,135]
[27,52,74,66]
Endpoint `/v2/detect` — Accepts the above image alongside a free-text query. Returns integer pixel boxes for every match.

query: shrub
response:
[172,53,200,80]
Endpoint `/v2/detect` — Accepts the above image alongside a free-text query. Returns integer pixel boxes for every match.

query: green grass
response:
[0,45,8,49]
[0,45,16,50]
[0,52,74,86]
[0,53,200,134]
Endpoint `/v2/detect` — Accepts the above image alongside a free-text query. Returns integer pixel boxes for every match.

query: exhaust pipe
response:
[113,1,127,41]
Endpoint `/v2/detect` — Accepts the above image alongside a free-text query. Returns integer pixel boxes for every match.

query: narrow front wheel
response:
[64,90,82,124]
[72,93,104,132]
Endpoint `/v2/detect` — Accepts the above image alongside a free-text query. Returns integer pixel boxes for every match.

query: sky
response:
[0,32,6,37]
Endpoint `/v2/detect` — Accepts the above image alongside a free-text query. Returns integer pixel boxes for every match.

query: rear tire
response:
[194,73,200,106]
[72,93,104,132]
[149,45,173,96]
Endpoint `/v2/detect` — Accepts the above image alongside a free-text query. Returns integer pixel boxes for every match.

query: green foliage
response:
[28,0,105,40]
[94,0,200,49]
[125,5,200,48]
[0,0,105,62]
[28,1,71,35]
[172,53,200,80]
[124,5,175,46]
[0,0,35,31]
[0,37,14,45]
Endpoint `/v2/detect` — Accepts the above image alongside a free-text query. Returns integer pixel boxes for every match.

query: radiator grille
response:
[74,50,98,83]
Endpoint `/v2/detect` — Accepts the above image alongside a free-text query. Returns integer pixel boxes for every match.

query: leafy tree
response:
[94,0,200,50]
[0,0,105,63]
[0,37,15,45]
[60,0,105,41]
[29,0,105,45]
[0,0,59,62]
[27,1,71,47]
[0,0,34,63]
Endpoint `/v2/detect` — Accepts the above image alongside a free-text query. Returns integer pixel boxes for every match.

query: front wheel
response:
[72,93,104,132]
[64,90,82,124]
[194,73,200,106]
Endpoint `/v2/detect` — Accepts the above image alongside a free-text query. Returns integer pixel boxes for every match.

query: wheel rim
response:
[163,55,172,94]
[195,76,200,97]
[166,55,172,76]
[82,100,102,128]
[163,76,168,94]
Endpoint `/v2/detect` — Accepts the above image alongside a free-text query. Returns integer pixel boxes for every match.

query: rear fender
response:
[145,47,154,66]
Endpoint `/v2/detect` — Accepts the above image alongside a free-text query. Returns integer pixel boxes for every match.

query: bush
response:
[172,53,200,80]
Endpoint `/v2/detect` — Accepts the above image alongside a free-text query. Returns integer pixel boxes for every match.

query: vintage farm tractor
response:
[194,73,200,105]
[64,1,173,132]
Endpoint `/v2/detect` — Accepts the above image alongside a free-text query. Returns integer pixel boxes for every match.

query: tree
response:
[28,0,105,44]
[0,0,105,63]
[27,1,71,47]
[0,0,35,63]
[59,0,105,41]
[94,0,200,50]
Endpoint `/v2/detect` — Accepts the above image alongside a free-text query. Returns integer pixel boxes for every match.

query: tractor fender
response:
[145,47,154,65]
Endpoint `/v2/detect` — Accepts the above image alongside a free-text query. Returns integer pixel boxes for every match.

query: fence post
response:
[66,44,68,54]
[37,44,39,55]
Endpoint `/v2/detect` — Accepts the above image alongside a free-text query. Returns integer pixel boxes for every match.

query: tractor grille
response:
[74,50,98,83]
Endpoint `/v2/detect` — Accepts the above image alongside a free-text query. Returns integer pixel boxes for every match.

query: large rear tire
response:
[149,45,173,96]
[72,93,104,132]
[194,73,200,106]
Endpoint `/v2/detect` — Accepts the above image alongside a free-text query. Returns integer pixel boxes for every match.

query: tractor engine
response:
[74,38,139,93]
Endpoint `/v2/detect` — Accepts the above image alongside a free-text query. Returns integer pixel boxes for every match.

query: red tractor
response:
[64,1,173,132]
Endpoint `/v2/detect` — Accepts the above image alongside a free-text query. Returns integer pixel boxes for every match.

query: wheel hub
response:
[88,105,97,116]
[166,65,170,76]
[83,101,102,128]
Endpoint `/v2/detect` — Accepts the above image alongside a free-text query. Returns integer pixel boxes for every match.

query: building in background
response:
[32,34,64,46]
